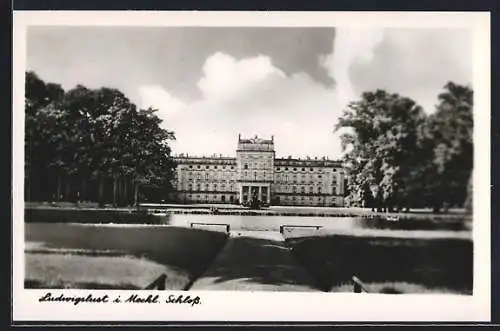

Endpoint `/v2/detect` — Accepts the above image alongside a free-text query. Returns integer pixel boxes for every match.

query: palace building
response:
[169,135,346,207]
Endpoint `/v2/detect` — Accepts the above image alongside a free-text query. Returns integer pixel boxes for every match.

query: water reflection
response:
[159,214,470,232]
[26,208,471,233]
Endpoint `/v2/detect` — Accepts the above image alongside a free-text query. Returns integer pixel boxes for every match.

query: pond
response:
[167,214,470,232]
[25,208,471,235]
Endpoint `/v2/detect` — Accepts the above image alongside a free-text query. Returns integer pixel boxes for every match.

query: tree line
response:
[25,72,472,213]
[25,71,176,207]
[336,82,473,213]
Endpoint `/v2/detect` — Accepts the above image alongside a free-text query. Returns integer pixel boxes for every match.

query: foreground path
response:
[189,231,320,291]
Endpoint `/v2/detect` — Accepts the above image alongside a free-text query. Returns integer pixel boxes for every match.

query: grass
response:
[25,208,159,224]
[330,281,468,294]
[25,251,189,290]
[25,223,228,290]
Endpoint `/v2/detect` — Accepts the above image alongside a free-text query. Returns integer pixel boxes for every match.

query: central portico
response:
[236,134,275,205]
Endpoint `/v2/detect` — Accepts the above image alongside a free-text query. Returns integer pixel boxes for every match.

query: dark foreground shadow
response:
[286,234,473,294]
[25,279,140,290]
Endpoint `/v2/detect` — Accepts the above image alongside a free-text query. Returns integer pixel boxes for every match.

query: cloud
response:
[322,28,385,112]
[138,85,186,129]
[138,29,471,159]
[138,85,186,118]
[348,28,472,113]
[138,52,342,159]
[197,52,285,99]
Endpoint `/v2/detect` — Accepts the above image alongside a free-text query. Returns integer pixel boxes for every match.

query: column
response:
[267,185,271,204]
[339,173,344,195]
[239,185,244,204]
[258,186,262,202]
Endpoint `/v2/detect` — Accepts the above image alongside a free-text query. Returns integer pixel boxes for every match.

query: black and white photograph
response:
[12,11,491,322]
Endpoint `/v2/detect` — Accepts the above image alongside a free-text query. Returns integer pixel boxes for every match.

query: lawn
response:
[25,223,228,290]
[25,251,189,290]
[330,281,466,294]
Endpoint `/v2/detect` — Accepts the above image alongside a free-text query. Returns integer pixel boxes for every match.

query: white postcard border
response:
[12,11,491,322]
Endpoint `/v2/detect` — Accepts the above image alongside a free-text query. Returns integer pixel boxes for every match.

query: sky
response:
[26,26,472,159]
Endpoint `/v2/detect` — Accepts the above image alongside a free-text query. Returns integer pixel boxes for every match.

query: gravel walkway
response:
[189,231,320,291]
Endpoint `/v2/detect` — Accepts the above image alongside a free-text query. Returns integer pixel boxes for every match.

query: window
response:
[301,187,305,193]
[189,165,192,169]
[214,184,218,191]
[293,186,297,193]
[302,168,305,171]
[206,165,209,169]
[244,164,248,170]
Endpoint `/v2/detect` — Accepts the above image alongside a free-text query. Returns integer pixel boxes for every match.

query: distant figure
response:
[385,216,400,222]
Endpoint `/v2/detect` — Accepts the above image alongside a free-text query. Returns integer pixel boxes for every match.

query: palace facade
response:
[169,135,346,207]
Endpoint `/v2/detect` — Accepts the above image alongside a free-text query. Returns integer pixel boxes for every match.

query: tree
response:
[25,72,65,201]
[24,72,177,206]
[335,90,427,211]
[121,107,175,206]
[421,82,473,212]
[335,82,473,213]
